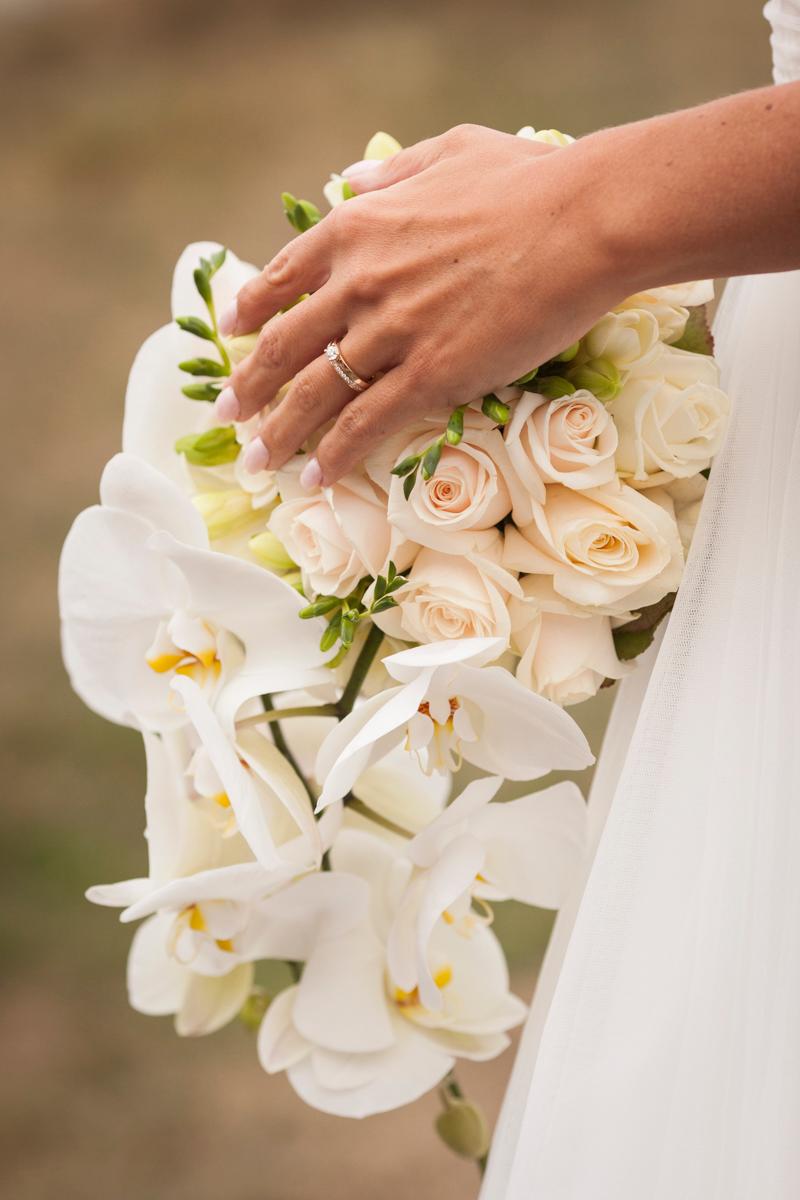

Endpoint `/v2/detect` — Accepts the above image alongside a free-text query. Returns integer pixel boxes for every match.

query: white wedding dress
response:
[482,4,800,1196]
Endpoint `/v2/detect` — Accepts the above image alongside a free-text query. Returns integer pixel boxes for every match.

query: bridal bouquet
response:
[58,128,729,1169]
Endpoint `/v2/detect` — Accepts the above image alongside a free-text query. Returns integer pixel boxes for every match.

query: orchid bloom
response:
[387,775,587,1011]
[315,638,593,810]
[257,829,526,1118]
[87,731,361,1035]
[59,453,328,732]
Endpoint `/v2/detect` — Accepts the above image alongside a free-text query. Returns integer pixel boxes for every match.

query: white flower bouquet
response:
[58,128,728,1171]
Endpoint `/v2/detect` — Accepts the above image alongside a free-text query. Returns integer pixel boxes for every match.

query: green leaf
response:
[421,436,444,481]
[387,561,397,583]
[671,305,715,355]
[181,382,222,402]
[370,596,398,614]
[193,267,213,306]
[446,405,465,445]
[298,595,342,619]
[179,357,228,377]
[373,575,387,602]
[176,315,216,342]
[612,592,676,661]
[403,465,419,500]
[208,247,227,274]
[391,453,421,478]
[383,575,405,595]
[174,426,240,466]
[481,394,511,424]
[535,375,576,400]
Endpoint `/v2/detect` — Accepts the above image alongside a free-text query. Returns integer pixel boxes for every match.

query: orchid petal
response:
[257,985,311,1073]
[100,453,207,549]
[176,962,254,1036]
[126,913,186,1016]
[383,637,505,682]
[294,927,394,1053]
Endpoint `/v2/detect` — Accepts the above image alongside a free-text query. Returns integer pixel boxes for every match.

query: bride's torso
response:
[765,0,800,81]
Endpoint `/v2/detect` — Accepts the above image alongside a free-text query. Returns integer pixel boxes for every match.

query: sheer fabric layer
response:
[483,266,800,1198]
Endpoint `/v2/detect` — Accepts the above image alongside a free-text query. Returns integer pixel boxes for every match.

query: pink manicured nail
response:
[214,385,240,423]
[218,300,238,336]
[300,456,323,490]
[342,159,375,177]
[243,438,270,474]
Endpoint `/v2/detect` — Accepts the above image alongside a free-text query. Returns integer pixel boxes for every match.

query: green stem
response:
[345,796,411,840]
[236,703,339,731]
[337,623,384,718]
[260,693,315,805]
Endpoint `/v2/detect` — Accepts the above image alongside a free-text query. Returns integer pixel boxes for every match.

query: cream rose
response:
[373,530,518,646]
[614,279,714,344]
[608,346,729,487]
[658,474,707,555]
[503,481,684,616]
[582,308,661,372]
[269,473,405,599]
[505,391,617,512]
[509,577,630,706]
[384,418,519,555]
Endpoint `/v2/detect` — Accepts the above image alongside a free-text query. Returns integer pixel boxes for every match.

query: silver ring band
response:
[325,340,373,393]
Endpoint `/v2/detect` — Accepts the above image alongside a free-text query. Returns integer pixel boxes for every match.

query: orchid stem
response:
[337,623,384,718]
[237,703,338,730]
[345,796,412,840]
[260,693,315,805]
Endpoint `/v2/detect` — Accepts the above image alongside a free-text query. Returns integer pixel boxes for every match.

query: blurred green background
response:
[0,0,770,1196]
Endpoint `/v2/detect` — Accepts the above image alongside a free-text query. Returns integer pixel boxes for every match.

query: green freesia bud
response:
[176,315,216,342]
[435,1100,490,1160]
[511,366,539,387]
[239,987,271,1031]
[192,490,254,540]
[179,357,228,378]
[481,394,511,424]
[193,266,213,306]
[553,339,580,363]
[299,595,342,619]
[569,357,621,402]
[446,405,465,445]
[181,382,222,402]
[175,426,240,466]
[421,436,444,480]
[249,530,297,572]
[281,192,321,232]
[535,375,576,400]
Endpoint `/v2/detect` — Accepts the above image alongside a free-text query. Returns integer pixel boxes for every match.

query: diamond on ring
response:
[325,341,373,393]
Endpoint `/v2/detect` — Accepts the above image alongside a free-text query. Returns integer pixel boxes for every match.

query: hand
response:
[217,124,629,485]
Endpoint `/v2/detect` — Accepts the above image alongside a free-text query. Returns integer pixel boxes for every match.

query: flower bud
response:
[569,356,621,402]
[249,530,296,572]
[363,130,402,160]
[516,126,575,146]
[535,375,576,400]
[175,426,240,466]
[193,489,255,540]
[224,332,259,367]
[435,1099,491,1160]
[239,987,271,1032]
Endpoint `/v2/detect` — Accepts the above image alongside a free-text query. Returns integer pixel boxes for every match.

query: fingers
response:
[217,289,342,425]
[342,129,462,194]
[220,217,335,336]
[310,367,427,485]
[242,353,355,475]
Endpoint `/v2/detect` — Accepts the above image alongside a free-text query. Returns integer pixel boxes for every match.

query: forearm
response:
[575,82,800,292]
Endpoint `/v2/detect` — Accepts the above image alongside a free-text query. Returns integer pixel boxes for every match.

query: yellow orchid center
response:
[394,965,453,1009]
[145,614,222,687]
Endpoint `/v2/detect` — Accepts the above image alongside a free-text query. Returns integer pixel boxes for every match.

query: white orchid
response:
[315,638,593,809]
[88,729,362,1035]
[258,828,526,1117]
[59,453,328,732]
[387,775,587,1011]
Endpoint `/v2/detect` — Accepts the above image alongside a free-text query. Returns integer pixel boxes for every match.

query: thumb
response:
[342,134,451,194]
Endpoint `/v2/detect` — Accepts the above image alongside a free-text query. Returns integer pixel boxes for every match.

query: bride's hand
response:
[217,124,624,486]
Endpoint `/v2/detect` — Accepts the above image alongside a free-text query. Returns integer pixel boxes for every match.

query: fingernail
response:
[342,158,378,178]
[218,300,238,336]
[214,385,240,423]
[243,438,270,474]
[300,456,323,490]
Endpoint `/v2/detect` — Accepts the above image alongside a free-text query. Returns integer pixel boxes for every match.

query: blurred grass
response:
[0,0,770,1196]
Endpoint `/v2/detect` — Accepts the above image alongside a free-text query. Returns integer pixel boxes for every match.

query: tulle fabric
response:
[482,263,800,1200]
[482,11,800,1178]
